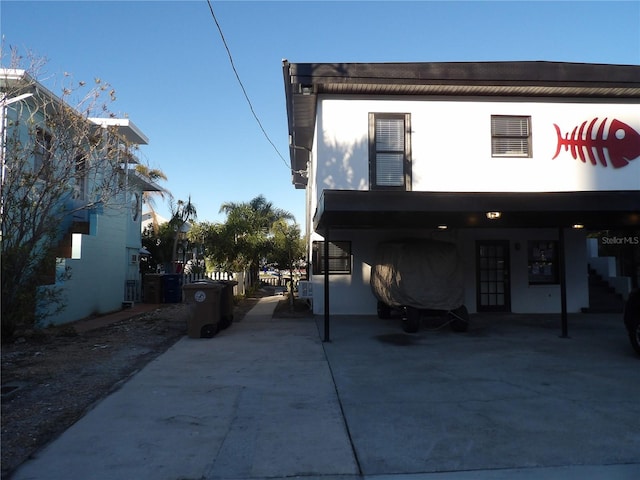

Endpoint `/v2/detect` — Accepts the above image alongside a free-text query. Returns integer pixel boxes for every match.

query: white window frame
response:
[491,115,532,158]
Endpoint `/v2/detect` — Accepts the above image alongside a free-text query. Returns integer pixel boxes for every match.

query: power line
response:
[205,0,291,171]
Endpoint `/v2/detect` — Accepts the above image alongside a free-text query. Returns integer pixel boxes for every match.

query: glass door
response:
[476,241,511,312]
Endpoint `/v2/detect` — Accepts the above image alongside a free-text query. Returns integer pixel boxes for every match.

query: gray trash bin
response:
[183,282,223,338]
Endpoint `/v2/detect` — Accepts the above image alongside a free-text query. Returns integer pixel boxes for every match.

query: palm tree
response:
[220,195,294,234]
[134,164,169,234]
[250,194,294,227]
[218,195,294,285]
[170,196,197,273]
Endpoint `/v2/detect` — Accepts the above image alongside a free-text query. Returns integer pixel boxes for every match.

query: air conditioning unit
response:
[298,281,313,299]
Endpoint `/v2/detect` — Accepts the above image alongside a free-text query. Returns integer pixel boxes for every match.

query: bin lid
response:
[183,281,224,290]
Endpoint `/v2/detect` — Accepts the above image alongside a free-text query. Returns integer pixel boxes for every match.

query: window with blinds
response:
[312,241,352,275]
[369,113,411,189]
[491,115,532,157]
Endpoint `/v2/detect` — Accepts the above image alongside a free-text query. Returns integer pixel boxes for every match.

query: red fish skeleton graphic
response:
[552,118,640,168]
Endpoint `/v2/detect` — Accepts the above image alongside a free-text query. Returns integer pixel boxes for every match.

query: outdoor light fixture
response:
[486,211,502,220]
[437,225,448,230]
[300,84,314,95]
[572,224,585,229]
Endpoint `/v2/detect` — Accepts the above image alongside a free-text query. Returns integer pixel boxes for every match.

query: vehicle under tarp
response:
[370,239,464,311]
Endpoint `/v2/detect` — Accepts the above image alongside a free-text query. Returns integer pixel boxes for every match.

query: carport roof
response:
[313,190,640,231]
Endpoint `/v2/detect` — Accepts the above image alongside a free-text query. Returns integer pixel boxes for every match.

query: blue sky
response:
[2,0,639,226]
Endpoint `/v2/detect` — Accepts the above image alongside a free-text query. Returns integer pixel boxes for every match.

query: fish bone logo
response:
[552,118,640,168]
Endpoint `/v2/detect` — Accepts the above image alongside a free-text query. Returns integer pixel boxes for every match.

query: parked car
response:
[623,289,640,356]
[370,239,469,333]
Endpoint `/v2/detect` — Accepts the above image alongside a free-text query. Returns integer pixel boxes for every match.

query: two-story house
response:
[1,68,159,327]
[282,61,640,330]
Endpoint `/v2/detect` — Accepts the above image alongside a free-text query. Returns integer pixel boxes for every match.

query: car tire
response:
[402,307,420,333]
[450,305,469,332]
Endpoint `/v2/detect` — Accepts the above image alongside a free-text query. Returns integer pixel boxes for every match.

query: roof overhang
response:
[1,68,36,94]
[283,61,640,188]
[1,70,150,146]
[128,171,162,192]
[313,190,640,231]
[90,117,149,145]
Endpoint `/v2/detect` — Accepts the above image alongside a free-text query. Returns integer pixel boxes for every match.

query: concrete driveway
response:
[321,311,640,477]
[10,297,639,480]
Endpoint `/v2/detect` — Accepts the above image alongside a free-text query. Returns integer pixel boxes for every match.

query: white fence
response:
[129,270,250,305]
[182,271,248,297]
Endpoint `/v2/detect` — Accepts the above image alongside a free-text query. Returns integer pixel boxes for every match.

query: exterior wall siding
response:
[4,69,151,328]
[40,206,130,325]
[315,96,640,203]
[310,228,588,316]
[306,95,629,316]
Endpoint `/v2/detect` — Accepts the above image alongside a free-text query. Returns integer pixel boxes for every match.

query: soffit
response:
[313,190,640,231]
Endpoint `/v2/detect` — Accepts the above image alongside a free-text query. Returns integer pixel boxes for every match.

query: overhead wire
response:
[205,0,292,171]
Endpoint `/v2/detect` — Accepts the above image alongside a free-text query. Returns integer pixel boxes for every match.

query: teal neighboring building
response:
[1,68,160,326]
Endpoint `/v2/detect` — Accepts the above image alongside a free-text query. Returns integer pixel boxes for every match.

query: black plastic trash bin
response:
[183,281,224,338]
[163,274,183,303]
[214,280,238,330]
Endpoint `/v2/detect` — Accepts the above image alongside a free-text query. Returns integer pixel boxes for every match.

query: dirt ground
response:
[0,291,311,479]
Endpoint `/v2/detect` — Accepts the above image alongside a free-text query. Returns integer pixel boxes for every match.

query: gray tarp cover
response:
[370,239,464,311]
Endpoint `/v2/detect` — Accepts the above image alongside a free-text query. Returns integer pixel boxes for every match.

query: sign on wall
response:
[552,117,640,169]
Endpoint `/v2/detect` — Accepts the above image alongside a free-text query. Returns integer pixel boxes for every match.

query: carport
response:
[315,189,640,341]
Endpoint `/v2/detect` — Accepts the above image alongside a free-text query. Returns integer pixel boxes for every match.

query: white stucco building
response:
[282,61,640,332]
